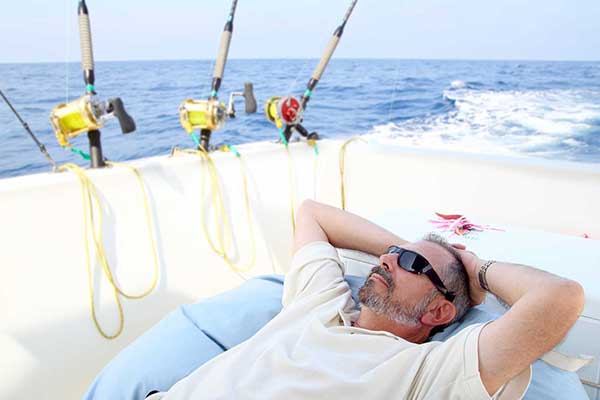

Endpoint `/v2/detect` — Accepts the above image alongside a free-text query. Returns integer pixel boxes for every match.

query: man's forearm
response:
[475,259,585,394]
[482,259,584,357]
[297,200,407,255]
[484,261,583,310]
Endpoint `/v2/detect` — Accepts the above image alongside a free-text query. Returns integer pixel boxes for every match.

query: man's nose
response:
[379,253,397,273]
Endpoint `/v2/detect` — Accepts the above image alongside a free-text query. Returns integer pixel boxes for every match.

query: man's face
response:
[358,240,454,327]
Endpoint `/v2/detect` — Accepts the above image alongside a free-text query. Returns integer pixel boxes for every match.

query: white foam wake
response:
[367,88,600,160]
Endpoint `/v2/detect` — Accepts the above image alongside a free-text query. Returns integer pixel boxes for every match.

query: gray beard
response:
[358,267,436,327]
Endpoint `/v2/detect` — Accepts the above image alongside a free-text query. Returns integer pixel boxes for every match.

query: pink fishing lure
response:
[429,213,504,236]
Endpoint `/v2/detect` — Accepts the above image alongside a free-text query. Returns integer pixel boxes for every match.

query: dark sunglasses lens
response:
[412,255,430,271]
[398,251,417,271]
[388,246,401,254]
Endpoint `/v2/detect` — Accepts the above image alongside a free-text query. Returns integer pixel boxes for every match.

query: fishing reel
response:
[265,96,319,143]
[179,82,257,150]
[179,99,227,134]
[265,96,302,128]
[50,94,136,161]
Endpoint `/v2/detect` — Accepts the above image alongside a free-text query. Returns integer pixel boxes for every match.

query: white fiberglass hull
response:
[0,139,599,398]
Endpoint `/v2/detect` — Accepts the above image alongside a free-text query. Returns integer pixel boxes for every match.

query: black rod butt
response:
[200,129,212,152]
[88,130,106,168]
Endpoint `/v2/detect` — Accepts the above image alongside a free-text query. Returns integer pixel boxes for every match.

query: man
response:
[155,200,584,399]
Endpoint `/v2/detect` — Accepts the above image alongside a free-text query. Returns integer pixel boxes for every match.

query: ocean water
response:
[0,59,599,178]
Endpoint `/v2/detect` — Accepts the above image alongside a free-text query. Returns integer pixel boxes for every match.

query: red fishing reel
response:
[265,96,319,143]
[265,96,303,128]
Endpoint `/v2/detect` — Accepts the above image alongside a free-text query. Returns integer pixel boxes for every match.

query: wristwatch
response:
[478,260,496,291]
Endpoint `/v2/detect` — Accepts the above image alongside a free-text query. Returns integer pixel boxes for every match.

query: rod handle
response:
[78,0,95,87]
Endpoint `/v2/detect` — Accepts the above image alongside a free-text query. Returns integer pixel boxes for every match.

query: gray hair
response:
[422,233,471,325]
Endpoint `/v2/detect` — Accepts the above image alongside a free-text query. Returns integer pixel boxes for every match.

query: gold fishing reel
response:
[51,95,104,147]
[179,99,227,134]
[179,82,257,150]
[180,83,257,135]
[50,94,136,147]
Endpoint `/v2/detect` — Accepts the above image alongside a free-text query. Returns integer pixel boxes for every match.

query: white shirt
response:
[157,241,530,399]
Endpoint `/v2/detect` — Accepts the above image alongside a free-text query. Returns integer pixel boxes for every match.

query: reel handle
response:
[226,82,257,118]
[108,97,136,134]
[294,123,319,140]
[243,82,257,114]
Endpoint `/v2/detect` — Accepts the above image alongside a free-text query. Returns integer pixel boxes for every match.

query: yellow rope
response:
[59,163,124,339]
[176,148,256,275]
[181,148,229,255]
[284,145,296,233]
[308,141,319,201]
[105,161,160,298]
[313,151,319,201]
[58,162,160,339]
[339,137,367,210]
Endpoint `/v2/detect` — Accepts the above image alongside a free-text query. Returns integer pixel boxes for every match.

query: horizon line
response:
[1,56,599,65]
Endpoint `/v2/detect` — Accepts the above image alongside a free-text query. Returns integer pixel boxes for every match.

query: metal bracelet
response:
[478,260,496,291]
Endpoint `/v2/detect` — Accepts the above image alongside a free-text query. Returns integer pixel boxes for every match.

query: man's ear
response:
[420,300,456,327]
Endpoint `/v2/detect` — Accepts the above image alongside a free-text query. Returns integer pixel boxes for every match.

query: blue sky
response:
[2,0,600,63]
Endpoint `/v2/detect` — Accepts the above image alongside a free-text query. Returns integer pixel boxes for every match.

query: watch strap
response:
[478,260,495,291]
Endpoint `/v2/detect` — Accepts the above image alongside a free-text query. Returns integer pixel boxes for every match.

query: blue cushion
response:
[83,275,587,400]
[527,360,589,399]
[84,308,224,399]
[83,276,286,400]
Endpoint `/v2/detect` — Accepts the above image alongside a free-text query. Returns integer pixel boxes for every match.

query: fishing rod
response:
[176,0,260,275]
[0,89,58,170]
[49,0,136,168]
[179,0,257,151]
[265,0,358,143]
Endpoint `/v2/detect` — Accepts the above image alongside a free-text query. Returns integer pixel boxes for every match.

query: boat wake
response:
[368,87,600,162]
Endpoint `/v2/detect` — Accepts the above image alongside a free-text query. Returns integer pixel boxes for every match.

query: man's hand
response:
[453,248,488,306]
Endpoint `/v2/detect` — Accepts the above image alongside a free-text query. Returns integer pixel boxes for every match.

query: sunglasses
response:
[386,245,456,302]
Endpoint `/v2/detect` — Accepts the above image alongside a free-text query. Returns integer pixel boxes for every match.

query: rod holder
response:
[200,129,212,152]
[88,130,106,168]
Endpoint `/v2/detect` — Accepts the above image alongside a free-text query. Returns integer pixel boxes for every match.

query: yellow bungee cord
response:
[278,130,321,234]
[272,128,297,234]
[59,163,124,339]
[284,144,297,233]
[174,145,256,277]
[308,138,320,201]
[339,137,367,211]
[105,161,160,299]
[58,162,160,339]
[219,145,257,274]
